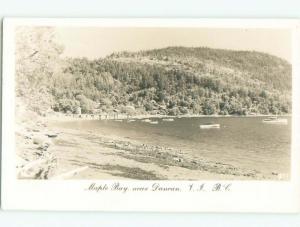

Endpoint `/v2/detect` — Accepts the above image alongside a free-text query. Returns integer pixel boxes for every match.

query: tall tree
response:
[15,26,64,114]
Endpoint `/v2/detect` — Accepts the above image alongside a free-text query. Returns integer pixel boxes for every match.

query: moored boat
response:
[142,119,151,123]
[149,121,158,124]
[199,123,220,129]
[262,117,288,125]
[162,118,174,122]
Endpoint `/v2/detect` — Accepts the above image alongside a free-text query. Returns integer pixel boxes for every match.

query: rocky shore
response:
[16,117,58,179]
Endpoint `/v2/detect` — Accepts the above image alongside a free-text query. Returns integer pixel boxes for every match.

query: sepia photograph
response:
[0,0,300,222]
[13,24,293,181]
[2,18,300,213]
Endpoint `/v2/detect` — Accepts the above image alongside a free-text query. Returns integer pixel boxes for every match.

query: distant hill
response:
[49,46,290,116]
[112,46,291,92]
[16,37,292,116]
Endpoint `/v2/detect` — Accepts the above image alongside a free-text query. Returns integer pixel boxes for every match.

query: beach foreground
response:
[16,113,286,180]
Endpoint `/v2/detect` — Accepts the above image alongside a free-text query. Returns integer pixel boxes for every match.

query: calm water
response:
[57,116,291,175]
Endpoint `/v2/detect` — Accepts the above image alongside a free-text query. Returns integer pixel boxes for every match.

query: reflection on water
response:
[58,116,291,176]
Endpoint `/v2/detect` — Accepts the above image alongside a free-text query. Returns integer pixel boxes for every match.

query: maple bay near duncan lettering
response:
[86,182,231,193]
[15,27,292,181]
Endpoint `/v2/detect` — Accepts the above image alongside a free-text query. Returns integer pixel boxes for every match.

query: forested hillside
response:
[16,28,292,116]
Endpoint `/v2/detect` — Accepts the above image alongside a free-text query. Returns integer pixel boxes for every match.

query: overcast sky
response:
[56,27,292,62]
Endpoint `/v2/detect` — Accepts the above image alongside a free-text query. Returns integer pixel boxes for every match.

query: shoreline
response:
[44,116,286,180]
[48,122,284,180]
[16,112,288,180]
[46,112,292,122]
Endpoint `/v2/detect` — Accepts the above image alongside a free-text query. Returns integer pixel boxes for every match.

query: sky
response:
[56,27,292,62]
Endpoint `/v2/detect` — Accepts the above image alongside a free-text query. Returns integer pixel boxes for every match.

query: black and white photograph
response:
[2,18,300,213]
[14,23,292,181]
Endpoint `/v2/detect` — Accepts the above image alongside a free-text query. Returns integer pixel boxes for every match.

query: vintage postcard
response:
[2,18,300,212]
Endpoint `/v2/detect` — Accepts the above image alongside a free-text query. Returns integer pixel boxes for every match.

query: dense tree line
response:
[16,28,292,116]
[51,53,291,116]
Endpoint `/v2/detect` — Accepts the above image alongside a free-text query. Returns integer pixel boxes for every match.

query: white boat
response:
[149,121,158,124]
[142,119,151,123]
[127,119,136,122]
[162,118,174,122]
[262,117,288,125]
[200,123,220,129]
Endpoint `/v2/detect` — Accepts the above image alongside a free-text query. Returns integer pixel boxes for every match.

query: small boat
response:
[127,119,136,122]
[200,123,220,129]
[45,132,59,138]
[149,121,158,124]
[162,118,174,122]
[262,117,288,125]
[142,119,151,123]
